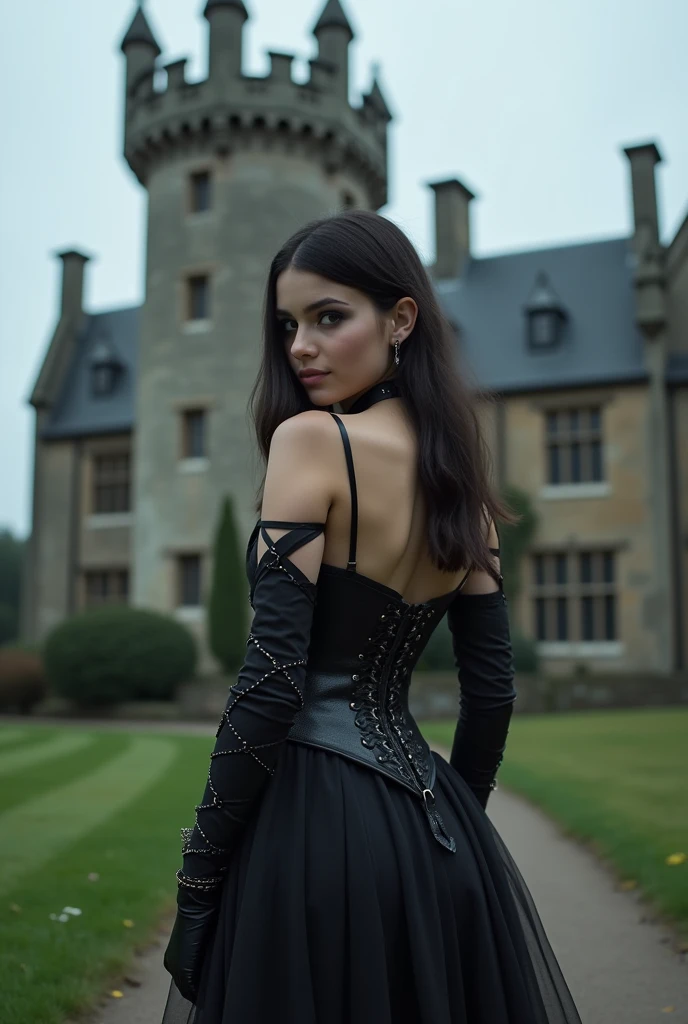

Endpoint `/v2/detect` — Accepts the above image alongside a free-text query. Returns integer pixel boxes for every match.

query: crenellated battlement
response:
[121,1,390,206]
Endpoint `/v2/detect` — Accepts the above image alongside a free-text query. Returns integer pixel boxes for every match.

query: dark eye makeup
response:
[279,311,345,333]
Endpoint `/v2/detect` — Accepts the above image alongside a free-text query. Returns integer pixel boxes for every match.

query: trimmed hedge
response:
[0,647,48,713]
[44,606,197,708]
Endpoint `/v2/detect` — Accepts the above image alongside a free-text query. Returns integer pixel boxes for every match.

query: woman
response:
[162,210,582,1023]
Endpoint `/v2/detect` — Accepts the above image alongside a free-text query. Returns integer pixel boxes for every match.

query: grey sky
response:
[1,0,686,538]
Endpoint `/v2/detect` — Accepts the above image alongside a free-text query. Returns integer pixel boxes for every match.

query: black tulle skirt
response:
[161,743,581,1024]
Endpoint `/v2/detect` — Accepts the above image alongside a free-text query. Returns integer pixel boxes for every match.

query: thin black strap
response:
[258,520,325,561]
[329,414,358,571]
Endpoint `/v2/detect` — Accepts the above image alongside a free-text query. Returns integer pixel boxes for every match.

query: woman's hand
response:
[163,884,220,1004]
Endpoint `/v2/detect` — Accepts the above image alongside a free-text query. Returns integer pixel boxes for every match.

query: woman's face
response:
[275,267,396,412]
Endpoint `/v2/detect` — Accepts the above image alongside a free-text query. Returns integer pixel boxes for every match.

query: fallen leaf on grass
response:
[9,903,21,913]
[665,853,686,866]
[619,880,637,891]
[122,919,135,928]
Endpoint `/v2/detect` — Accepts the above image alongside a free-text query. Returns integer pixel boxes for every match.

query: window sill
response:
[182,319,213,335]
[539,482,611,501]
[175,606,204,623]
[178,457,209,473]
[86,512,133,529]
[537,641,624,658]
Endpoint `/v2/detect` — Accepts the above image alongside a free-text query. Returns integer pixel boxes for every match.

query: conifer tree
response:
[208,495,247,674]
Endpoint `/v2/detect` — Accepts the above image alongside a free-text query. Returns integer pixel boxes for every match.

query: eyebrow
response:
[276,297,351,317]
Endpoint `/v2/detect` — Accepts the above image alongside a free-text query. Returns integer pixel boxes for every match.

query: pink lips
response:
[300,372,329,385]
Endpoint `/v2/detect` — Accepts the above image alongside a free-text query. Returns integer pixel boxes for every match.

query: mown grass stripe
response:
[0,731,129,817]
[0,732,94,776]
[0,727,30,748]
[0,736,177,897]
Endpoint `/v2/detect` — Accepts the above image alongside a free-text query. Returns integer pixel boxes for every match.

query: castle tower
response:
[119,1,390,654]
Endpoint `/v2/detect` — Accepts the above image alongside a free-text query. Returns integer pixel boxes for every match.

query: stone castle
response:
[24,1,688,676]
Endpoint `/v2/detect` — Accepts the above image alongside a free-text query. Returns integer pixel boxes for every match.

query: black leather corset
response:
[287,565,460,852]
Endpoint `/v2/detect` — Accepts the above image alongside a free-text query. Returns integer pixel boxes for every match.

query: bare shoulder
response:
[262,411,340,521]
[270,409,338,455]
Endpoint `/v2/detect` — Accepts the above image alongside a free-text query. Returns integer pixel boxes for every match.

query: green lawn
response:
[0,722,215,1024]
[2,711,687,1022]
[424,707,688,936]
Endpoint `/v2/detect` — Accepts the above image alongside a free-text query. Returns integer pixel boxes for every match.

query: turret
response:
[204,0,248,83]
[120,4,161,121]
[117,0,391,663]
[120,0,388,205]
[365,71,392,124]
[312,0,355,103]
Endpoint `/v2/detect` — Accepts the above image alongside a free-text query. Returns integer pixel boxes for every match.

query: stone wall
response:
[504,385,665,672]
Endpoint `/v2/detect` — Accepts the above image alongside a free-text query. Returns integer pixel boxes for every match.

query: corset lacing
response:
[351,599,457,853]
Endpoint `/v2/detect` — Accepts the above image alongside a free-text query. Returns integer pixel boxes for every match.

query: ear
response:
[392,296,418,341]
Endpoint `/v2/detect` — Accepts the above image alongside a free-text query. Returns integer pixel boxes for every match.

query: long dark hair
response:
[248,209,513,577]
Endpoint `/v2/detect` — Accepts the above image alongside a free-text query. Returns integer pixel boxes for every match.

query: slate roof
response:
[42,234,674,440]
[41,307,139,439]
[667,352,688,384]
[436,236,647,394]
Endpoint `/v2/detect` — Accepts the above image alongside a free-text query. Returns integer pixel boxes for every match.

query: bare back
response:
[321,401,470,605]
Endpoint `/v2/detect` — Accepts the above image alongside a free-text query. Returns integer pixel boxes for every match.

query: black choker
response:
[346,379,401,414]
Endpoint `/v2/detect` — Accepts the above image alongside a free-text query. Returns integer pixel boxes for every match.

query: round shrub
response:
[0,647,48,714]
[44,606,198,708]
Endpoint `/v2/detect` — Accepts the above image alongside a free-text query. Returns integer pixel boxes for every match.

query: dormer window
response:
[525,272,568,350]
[90,340,122,397]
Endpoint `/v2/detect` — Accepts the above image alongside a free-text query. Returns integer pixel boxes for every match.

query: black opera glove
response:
[181,522,320,876]
[446,585,517,809]
[163,870,222,1004]
[164,523,321,999]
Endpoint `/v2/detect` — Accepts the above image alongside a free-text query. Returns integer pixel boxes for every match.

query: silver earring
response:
[393,340,400,366]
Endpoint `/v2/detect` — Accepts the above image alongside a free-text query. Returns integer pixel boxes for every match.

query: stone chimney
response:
[57,250,90,321]
[623,142,662,248]
[428,178,475,279]
[622,141,665,339]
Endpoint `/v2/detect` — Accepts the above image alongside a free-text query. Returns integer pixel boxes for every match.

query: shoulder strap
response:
[329,413,358,571]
